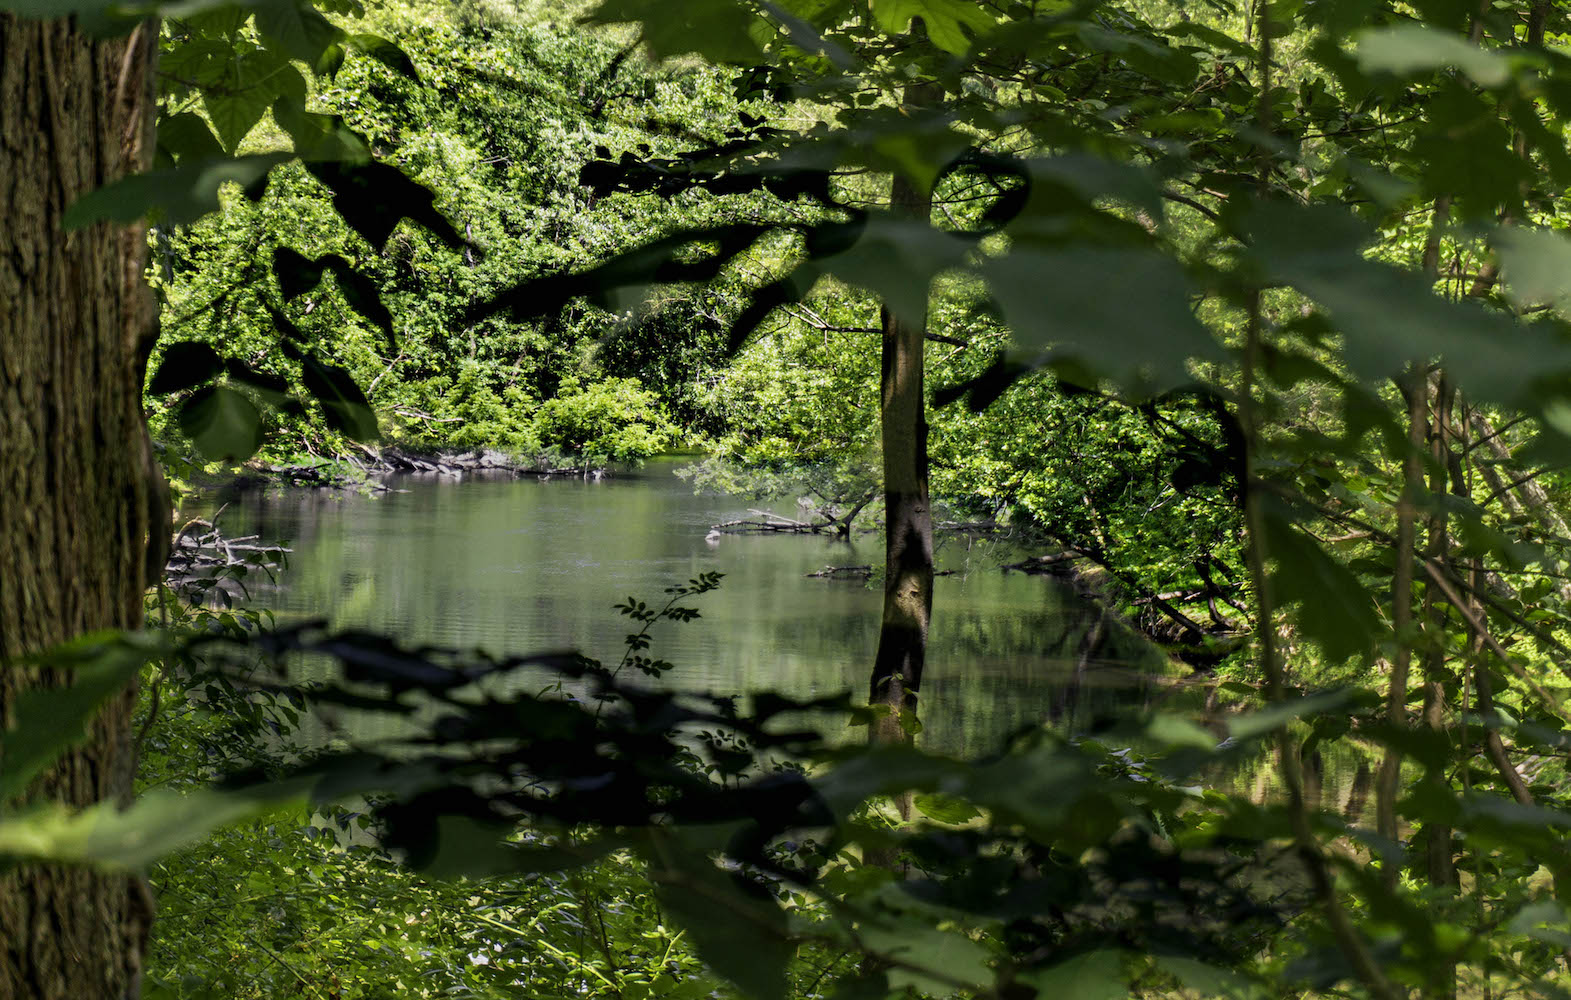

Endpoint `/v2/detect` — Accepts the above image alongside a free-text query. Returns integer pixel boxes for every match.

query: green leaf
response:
[1152,955,1251,998]
[327,261,397,344]
[966,745,1111,847]
[225,359,291,405]
[314,41,346,79]
[178,384,265,462]
[253,0,341,64]
[0,782,312,870]
[272,97,369,162]
[1508,900,1571,943]
[473,224,771,324]
[1228,689,1359,741]
[1240,200,1571,410]
[0,0,139,33]
[63,155,288,230]
[159,35,232,89]
[810,745,962,819]
[0,637,151,802]
[813,216,974,323]
[637,829,793,1000]
[583,0,763,62]
[1354,25,1513,87]
[982,248,1219,395]
[147,341,224,395]
[346,32,419,79]
[1019,950,1128,1000]
[1148,714,1219,750]
[1078,25,1195,85]
[1164,21,1253,59]
[1262,508,1381,662]
[859,922,994,994]
[204,89,273,154]
[1496,227,1571,315]
[272,249,395,344]
[156,112,225,164]
[304,160,464,249]
[870,0,996,54]
[297,352,379,441]
[1018,154,1165,219]
[912,792,980,824]
[1458,792,1571,831]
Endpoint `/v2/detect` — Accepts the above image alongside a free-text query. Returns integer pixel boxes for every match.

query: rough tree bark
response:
[0,16,160,1000]
[866,80,940,758]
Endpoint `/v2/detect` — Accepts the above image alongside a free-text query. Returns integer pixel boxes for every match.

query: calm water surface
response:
[202,460,1169,756]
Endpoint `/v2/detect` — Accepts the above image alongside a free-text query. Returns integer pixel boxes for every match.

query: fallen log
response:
[711,509,832,534]
[806,565,874,579]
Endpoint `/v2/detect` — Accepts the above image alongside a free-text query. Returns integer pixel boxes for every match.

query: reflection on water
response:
[196,460,1168,757]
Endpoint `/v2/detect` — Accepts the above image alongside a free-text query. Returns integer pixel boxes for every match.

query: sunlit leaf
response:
[912,792,980,824]
[861,921,993,994]
[347,32,420,78]
[206,98,268,157]
[0,637,151,802]
[1355,24,1513,87]
[0,782,312,870]
[63,155,288,229]
[870,0,996,54]
[1020,950,1128,1000]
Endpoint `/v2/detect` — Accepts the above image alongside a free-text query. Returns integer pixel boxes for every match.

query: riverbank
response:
[226,445,622,492]
[1005,550,1248,670]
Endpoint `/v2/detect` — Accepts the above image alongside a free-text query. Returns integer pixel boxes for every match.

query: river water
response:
[200,460,1172,757]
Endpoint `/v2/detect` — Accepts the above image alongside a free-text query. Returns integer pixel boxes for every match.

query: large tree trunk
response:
[0,16,160,999]
[866,83,938,756]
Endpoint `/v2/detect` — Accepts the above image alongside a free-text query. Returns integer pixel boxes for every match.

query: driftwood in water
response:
[804,565,955,580]
[935,520,1011,536]
[164,512,290,606]
[711,509,832,534]
[1003,551,1079,574]
[806,564,874,579]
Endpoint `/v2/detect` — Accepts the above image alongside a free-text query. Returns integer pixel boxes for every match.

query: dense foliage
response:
[147,2,749,476]
[10,0,1571,998]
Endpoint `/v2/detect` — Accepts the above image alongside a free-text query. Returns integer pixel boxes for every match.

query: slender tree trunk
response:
[1422,375,1458,1000]
[0,16,160,999]
[866,81,939,761]
[1377,196,1454,866]
[1376,364,1426,853]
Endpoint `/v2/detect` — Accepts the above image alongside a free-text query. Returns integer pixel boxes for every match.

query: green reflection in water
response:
[198,461,1168,757]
